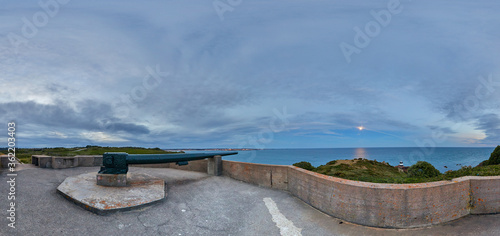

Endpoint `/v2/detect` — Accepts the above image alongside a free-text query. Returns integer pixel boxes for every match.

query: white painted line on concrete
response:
[263,197,302,236]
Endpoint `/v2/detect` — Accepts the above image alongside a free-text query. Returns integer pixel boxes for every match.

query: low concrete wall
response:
[52,156,78,169]
[222,161,288,190]
[165,160,500,228]
[31,155,102,169]
[31,154,209,173]
[288,167,472,228]
[469,176,500,214]
[75,155,103,167]
[0,155,11,168]
[31,155,52,168]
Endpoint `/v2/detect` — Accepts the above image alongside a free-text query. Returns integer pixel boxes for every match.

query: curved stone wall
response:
[172,159,500,228]
[288,167,471,228]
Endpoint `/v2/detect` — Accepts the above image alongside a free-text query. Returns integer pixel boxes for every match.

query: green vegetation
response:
[320,159,407,182]
[442,164,500,179]
[293,147,500,184]
[407,161,441,178]
[293,161,316,171]
[294,159,410,183]
[483,145,500,166]
[14,146,181,164]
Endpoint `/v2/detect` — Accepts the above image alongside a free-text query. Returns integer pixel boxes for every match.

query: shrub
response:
[476,160,488,167]
[444,166,473,179]
[326,160,337,165]
[485,145,500,166]
[293,161,315,171]
[408,161,441,178]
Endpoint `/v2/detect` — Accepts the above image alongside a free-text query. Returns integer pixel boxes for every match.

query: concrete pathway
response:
[0,167,498,236]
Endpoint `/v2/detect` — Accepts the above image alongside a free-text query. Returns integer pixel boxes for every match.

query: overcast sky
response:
[1,0,499,148]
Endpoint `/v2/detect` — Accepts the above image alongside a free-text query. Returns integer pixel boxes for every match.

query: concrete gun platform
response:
[57,172,165,215]
[1,166,499,236]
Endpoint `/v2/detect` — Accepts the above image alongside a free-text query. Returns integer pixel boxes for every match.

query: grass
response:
[442,164,500,179]
[13,146,181,164]
[293,159,500,184]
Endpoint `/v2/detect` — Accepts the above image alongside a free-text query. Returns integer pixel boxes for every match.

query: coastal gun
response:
[98,152,238,175]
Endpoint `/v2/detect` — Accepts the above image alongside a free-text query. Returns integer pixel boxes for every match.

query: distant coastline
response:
[164,148,258,152]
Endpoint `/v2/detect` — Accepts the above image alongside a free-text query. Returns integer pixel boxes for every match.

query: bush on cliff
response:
[484,145,500,166]
[408,161,441,178]
[293,161,315,171]
[294,157,500,183]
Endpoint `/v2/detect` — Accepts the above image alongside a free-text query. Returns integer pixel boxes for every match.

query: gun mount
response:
[59,151,238,214]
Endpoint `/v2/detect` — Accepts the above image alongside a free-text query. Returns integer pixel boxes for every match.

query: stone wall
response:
[222,161,288,190]
[0,155,11,168]
[173,160,500,228]
[31,155,102,169]
[469,176,500,214]
[287,167,471,228]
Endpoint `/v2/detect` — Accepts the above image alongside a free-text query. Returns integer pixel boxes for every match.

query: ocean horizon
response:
[186,147,496,173]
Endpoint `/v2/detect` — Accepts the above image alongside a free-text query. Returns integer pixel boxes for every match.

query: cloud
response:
[1,0,499,147]
[428,125,456,134]
[80,131,128,142]
[476,114,500,145]
[0,100,150,135]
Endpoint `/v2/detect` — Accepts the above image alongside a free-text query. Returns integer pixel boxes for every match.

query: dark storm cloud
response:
[100,122,150,135]
[428,125,456,134]
[0,101,149,135]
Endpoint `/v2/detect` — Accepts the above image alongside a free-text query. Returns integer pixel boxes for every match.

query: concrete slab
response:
[1,167,499,236]
[57,172,165,215]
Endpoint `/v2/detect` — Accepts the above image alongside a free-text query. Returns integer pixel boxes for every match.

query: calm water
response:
[186,147,495,172]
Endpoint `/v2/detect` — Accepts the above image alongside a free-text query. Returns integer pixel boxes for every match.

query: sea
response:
[185,147,496,173]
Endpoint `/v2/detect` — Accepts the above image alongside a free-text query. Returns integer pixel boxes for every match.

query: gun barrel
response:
[126,152,238,165]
